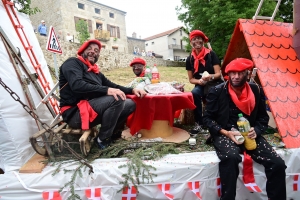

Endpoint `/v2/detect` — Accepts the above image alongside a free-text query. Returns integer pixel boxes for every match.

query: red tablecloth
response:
[126,92,196,135]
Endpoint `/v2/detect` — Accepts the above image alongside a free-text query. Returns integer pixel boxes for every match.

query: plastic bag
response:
[127,77,151,90]
[144,82,182,95]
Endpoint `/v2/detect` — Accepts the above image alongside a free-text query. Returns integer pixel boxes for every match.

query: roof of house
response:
[143,27,183,41]
[222,19,300,148]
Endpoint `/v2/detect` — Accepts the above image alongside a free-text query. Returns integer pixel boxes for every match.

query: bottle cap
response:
[238,113,243,117]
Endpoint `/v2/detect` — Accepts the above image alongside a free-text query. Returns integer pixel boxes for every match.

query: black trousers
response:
[68,96,136,140]
[213,134,286,200]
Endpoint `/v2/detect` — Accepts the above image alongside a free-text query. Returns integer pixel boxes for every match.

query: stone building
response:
[30,0,128,52]
[127,32,146,56]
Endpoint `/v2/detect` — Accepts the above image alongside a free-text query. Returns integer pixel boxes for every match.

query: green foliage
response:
[176,0,293,60]
[75,19,90,44]
[15,0,40,15]
[278,0,294,23]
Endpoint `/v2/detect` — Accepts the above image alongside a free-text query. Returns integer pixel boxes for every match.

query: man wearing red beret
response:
[130,58,146,77]
[203,58,286,200]
[186,30,223,136]
[59,39,146,149]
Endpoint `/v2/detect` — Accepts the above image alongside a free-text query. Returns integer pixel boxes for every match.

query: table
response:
[125,92,196,142]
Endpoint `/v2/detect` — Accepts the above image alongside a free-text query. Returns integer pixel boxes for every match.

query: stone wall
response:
[36,35,185,71]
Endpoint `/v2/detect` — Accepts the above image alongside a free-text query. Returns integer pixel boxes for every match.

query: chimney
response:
[132,32,137,38]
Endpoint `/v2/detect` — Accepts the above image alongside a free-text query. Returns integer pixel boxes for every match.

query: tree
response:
[75,19,90,44]
[14,0,40,15]
[278,0,293,23]
[176,0,292,59]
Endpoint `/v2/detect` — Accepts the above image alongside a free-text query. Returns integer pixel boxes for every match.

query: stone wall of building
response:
[36,35,185,71]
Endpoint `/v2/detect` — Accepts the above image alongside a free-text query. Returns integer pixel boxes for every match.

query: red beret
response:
[77,39,102,55]
[189,30,209,43]
[130,58,146,66]
[225,58,254,73]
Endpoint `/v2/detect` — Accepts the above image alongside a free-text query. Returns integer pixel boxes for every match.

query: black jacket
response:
[59,57,133,121]
[203,82,269,138]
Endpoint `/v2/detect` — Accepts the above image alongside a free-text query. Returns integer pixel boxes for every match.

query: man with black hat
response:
[59,39,146,149]
[203,58,286,200]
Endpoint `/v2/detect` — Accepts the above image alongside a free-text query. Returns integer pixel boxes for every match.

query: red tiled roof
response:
[143,27,183,41]
[222,19,300,148]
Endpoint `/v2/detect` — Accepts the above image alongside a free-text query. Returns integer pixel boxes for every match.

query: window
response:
[180,30,182,36]
[78,3,84,9]
[151,42,154,45]
[74,16,92,33]
[172,38,176,44]
[96,23,102,30]
[112,46,118,51]
[109,12,114,18]
[95,8,100,14]
[107,24,120,38]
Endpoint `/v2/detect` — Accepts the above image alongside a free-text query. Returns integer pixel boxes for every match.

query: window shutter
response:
[74,16,79,30]
[117,27,120,38]
[107,24,111,36]
[88,20,92,33]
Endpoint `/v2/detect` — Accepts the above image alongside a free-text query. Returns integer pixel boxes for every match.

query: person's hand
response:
[107,88,126,100]
[248,127,257,139]
[224,130,244,145]
[198,78,207,86]
[202,75,210,82]
[132,88,147,98]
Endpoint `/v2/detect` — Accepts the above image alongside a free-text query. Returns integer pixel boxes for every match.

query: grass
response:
[104,66,194,92]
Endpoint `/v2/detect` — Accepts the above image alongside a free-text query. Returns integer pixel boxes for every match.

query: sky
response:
[96,0,184,39]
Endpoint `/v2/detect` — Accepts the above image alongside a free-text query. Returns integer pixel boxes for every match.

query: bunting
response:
[293,174,300,191]
[122,186,137,200]
[85,188,101,200]
[42,191,62,200]
[216,178,221,197]
[158,183,174,200]
[187,181,202,199]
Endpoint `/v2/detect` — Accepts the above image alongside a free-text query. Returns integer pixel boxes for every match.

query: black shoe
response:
[189,123,204,137]
[111,130,122,141]
[94,137,111,150]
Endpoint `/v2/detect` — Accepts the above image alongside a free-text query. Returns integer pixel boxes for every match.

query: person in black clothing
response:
[59,39,147,149]
[203,58,286,200]
[186,30,222,136]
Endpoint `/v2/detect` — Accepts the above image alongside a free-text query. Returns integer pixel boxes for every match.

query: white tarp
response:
[0,3,54,172]
[0,149,299,200]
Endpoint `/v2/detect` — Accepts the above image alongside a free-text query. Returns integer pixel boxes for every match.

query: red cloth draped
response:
[126,93,196,135]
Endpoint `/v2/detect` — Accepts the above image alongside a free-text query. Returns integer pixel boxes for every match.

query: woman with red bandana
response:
[186,30,222,136]
[203,58,286,200]
[59,39,146,149]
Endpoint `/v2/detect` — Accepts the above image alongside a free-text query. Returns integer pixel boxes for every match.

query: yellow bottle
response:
[151,64,160,84]
[237,113,257,150]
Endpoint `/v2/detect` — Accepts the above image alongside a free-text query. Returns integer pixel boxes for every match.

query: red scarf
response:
[77,55,100,74]
[228,82,255,115]
[138,70,145,77]
[191,47,210,74]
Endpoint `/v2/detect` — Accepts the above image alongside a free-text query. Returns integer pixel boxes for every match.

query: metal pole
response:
[52,53,58,78]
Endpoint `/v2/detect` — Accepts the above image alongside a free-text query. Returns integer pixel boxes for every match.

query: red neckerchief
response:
[191,47,210,74]
[77,55,100,74]
[138,70,145,77]
[228,82,255,115]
